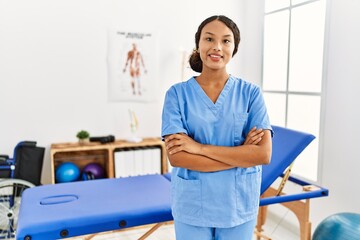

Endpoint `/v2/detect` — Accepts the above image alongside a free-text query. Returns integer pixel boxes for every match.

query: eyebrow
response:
[204,32,233,38]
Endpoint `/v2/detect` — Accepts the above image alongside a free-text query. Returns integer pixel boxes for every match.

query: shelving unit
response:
[50,138,167,184]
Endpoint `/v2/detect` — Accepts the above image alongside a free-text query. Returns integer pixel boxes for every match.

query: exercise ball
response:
[55,162,80,183]
[313,212,360,240]
[82,163,105,179]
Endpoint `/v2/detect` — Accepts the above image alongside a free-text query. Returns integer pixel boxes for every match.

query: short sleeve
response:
[161,86,188,139]
[246,86,273,136]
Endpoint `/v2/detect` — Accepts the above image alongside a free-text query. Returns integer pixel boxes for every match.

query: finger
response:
[254,131,265,138]
[166,140,181,150]
[249,129,264,139]
[244,134,253,144]
[250,132,264,142]
[165,138,177,148]
[165,134,181,143]
[245,129,255,139]
[252,137,262,145]
[168,145,182,155]
[251,128,263,136]
[247,127,262,139]
[244,130,258,143]
[255,128,264,134]
[244,131,264,145]
[247,127,257,136]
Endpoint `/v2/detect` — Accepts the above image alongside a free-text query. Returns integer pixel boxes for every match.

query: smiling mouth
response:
[209,54,223,59]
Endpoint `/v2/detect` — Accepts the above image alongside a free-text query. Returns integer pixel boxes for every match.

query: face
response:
[198,20,235,72]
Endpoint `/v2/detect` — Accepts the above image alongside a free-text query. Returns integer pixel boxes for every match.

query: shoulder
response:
[166,77,195,93]
[231,75,261,92]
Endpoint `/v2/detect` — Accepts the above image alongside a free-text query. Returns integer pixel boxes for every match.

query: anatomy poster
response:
[107,30,158,102]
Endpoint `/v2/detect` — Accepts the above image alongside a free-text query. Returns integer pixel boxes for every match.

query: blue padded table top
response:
[16,174,172,240]
[261,125,315,194]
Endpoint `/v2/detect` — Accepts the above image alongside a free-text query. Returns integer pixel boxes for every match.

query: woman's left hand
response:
[165,133,202,155]
[243,127,264,145]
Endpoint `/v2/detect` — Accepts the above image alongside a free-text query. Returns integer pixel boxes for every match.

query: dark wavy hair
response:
[189,15,241,73]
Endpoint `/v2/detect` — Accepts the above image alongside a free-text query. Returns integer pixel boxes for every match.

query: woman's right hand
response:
[243,127,264,145]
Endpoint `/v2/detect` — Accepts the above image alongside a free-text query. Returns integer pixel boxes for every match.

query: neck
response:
[197,71,229,87]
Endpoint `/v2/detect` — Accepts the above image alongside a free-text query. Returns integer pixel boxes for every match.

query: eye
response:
[224,39,231,44]
[206,37,213,42]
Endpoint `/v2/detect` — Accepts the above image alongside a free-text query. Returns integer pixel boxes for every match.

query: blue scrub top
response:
[161,75,272,228]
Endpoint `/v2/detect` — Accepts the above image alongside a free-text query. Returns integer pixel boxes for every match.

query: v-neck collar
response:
[189,75,234,115]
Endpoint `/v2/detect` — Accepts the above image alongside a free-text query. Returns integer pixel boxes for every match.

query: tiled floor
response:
[71,205,300,240]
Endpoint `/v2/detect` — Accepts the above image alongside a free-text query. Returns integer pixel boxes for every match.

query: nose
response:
[212,41,221,51]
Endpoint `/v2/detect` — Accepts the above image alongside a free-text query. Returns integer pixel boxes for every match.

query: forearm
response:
[167,151,234,172]
[199,130,272,167]
[165,129,272,170]
[200,144,270,168]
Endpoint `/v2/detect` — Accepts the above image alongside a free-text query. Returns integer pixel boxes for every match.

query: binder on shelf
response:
[114,146,162,178]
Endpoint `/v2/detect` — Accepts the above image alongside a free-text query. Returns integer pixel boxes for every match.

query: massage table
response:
[16,126,328,240]
[255,125,329,240]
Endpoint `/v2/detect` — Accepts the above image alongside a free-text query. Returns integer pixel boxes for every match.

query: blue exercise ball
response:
[55,162,80,183]
[313,212,360,240]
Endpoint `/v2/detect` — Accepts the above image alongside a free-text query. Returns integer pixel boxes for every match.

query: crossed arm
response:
[164,127,272,172]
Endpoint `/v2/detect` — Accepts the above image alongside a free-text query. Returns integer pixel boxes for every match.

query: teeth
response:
[210,55,221,58]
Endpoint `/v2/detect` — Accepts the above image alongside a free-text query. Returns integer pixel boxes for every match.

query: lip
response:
[208,54,223,60]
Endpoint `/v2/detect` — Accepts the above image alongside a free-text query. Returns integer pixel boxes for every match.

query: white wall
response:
[312,0,360,225]
[0,0,243,184]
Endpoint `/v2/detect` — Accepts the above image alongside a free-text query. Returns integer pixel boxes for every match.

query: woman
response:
[162,15,272,240]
